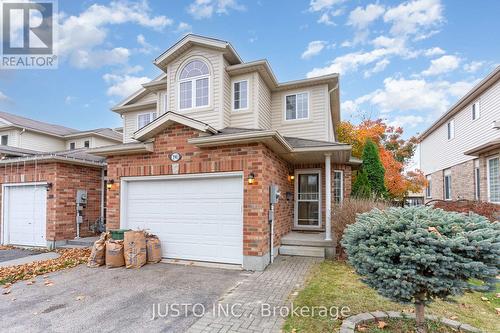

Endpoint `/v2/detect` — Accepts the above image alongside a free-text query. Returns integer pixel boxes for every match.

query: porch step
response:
[279,245,325,258]
[65,237,98,247]
[281,232,334,247]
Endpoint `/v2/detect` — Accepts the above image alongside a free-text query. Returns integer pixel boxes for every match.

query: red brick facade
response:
[0,162,102,243]
[106,124,352,259]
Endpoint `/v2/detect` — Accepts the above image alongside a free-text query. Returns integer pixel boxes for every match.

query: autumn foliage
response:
[337,119,427,199]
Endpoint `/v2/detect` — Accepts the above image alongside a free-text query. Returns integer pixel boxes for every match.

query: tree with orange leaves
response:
[337,119,427,199]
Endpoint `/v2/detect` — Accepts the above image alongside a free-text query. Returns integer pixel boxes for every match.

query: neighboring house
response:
[90,34,359,270]
[0,111,122,155]
[0,112,122,247]
[419,66,500,204]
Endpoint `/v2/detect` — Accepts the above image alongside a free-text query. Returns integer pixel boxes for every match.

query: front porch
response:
[279,231,335,259]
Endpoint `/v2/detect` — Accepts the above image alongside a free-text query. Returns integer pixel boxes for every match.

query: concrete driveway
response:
[0,248,42,262]
[0,262,247,333]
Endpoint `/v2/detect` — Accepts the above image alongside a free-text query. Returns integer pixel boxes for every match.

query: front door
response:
[294,170,321,229]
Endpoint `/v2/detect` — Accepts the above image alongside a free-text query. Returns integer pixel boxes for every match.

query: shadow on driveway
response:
[0,248,43,263]
[0,262,248,333]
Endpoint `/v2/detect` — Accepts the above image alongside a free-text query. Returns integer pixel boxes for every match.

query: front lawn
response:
[283,261,499,333]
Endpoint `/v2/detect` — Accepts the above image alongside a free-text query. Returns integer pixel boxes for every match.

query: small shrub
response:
[342,206,500,333]
[332,198,389,259]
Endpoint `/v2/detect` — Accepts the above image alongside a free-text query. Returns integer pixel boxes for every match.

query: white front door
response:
[294,170,321,229]
[3,184,47,246]
[121,173,244,264]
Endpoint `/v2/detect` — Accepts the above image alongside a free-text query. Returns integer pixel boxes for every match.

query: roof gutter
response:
[88,142,155,157]
[0,154,105,167]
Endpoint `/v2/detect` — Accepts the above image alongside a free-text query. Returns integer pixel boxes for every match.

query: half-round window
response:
[178,60,210,110]
[179,60,209,80]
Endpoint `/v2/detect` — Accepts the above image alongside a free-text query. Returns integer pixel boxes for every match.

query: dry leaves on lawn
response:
[0,248,90,286]
[377,320,388,329]
[0,245,14,250]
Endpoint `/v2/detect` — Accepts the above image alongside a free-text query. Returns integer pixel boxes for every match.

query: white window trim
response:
[472,101,480,120]
[177,60,211,111]
[69,142,76,150]
[447,119,455,140]
[283,91,310,121]
[137,112,157,130]
[444,171,452,201]
[163,92,168,114]
[232,79,249,112]
[426,175,432,199]
[294,169,322,229]
[333,170,344,205]
[487,155,500,204]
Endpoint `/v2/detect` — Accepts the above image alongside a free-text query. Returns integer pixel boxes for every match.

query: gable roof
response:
[133,111,217,141]
[419,65,500,141]
[0,111,122,142]
[0,111,77,136]
[154,34,242,69]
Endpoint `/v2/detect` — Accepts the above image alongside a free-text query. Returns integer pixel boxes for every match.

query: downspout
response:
[100,168,105,222]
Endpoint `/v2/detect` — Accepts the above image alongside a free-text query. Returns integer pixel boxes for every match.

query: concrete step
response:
[281,234,334,247]
[279,245,325,258]
[58,244,89,249]
[66,237,98,247]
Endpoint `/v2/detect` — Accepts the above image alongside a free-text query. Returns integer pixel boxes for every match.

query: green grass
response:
[283,261,499,333]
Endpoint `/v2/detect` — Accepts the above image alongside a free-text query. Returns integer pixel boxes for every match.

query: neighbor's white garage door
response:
[2,184,47,246]
[121,174,243,264]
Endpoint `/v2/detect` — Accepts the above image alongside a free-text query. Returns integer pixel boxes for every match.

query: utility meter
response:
[270,184,280,204]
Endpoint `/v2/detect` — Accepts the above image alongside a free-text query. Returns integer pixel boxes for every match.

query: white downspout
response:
[325,153,332,241]
[100,168,105,221]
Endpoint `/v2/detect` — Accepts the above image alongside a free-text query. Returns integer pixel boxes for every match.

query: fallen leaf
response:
[43,275,49,279]
[11,297,16,301]
[495,308,500,315]
[26,281,35,285]
[450,315,458,320]
[357,325,368,332]
[76,295,84,301]
[378,321,388,329]
[496,293,500,298]
[3,283,12,288]
[481,297,489,301]
[2,289,11,295]
[44,281,54,287]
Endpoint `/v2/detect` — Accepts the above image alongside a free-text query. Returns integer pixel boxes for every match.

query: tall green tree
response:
[351,169,372,198]
[360,139,387,197]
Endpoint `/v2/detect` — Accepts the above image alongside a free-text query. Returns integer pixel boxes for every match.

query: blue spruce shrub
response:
[341,206,499,332]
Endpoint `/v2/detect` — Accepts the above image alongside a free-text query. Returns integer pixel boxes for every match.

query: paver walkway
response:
[187,256,321,333]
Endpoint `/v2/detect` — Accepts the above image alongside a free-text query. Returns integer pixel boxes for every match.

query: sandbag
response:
[87,232,108,268]
[105,239,125,268]
[124,230,147,268]
[146,235,162,264]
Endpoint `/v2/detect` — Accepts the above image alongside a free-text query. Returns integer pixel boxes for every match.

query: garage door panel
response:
[4,185,47,247]
[122,175,243,264]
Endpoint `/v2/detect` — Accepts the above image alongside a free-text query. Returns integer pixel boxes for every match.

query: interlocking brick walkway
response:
[186,256,321,333]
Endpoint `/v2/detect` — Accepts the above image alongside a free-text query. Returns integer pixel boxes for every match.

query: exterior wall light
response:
[247,173,255,185]
[106,179,115,190]
[288,174,295,182]
[46,182,53,191]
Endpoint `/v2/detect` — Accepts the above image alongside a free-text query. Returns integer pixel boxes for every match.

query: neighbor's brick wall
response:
[0,162,102,242]
[106,124,294,257]
[425,148,500,203]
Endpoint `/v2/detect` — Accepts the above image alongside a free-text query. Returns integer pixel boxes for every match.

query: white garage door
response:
[2,184,47,246]
[121,174,243,264]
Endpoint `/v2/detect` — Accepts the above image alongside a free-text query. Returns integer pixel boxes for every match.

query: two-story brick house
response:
[419,66,500,204]
[90,34,358,270]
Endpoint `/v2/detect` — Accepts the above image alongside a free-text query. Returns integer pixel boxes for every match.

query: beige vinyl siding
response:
[222,58,232,128]
[229,73,257,128]
[157,89,168,116]
[65,136,118,149]
[0,129,20,146]
[257,73,272,129]
[123,109,157,143]
[166,46,223,129]
[420,80,500,174]
[18,131,65,152]
[271,84,330,141]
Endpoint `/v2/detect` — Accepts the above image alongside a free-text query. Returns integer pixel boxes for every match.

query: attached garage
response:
[2,183,47,247]
[120,172,244,265]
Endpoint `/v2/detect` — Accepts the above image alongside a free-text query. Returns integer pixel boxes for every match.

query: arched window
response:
[178,60,210,109]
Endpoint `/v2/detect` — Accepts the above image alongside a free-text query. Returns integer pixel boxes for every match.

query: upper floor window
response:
[472,101,480,120]
[233,80,248,110]
[285,92,309,120]
[425,175,432,198]
[84,140,90,148]
[178,60,210,110]
[137,112,157,130]
[447,119,455,140]
[69,142,76,150]
[1,135,8,145]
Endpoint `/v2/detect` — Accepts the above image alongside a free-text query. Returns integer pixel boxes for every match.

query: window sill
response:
[281,118,312,125]
[232,109,253,114]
